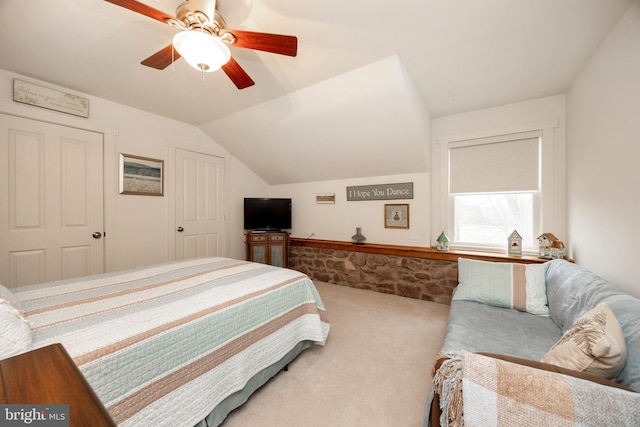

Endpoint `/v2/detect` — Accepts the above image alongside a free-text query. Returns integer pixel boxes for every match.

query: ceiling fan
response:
[105,0,298,89]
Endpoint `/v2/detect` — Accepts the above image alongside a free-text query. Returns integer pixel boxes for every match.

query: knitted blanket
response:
[432,351,640,427]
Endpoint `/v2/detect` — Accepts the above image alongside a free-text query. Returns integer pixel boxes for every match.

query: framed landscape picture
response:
[384,204,409,229]
[119,153,164,196]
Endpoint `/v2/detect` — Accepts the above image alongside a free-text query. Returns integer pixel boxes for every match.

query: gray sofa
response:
[427,258,640,425]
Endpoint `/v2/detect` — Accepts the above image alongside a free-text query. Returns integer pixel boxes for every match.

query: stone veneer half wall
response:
[288,239,548,305]
[289,245,458,304]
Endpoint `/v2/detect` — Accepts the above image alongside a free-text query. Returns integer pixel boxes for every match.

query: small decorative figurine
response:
[436,231,450,251]
[508,230,522,256]
[550,240,565,259]
[537,233,564,259]
[351,227,366,245]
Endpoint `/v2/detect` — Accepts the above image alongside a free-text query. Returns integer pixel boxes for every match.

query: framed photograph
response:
[119,153,164,196]
[384,204,409,229]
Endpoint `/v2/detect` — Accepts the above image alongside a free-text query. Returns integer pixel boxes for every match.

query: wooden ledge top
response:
[290,237,564,264]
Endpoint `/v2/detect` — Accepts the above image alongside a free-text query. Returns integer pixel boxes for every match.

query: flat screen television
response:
[244,198,292,231]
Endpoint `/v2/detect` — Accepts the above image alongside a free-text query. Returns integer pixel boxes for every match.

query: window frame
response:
[438,121,559,254]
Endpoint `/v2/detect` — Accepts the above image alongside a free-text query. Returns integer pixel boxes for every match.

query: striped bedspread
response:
[14,257,330,427]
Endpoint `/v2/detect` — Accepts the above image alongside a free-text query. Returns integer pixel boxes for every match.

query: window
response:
[452,192,538,249]
[444,130,544,253]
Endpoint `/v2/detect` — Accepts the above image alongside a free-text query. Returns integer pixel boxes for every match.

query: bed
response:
[2,257,330,426]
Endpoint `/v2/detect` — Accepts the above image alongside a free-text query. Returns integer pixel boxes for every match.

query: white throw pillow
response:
[541,302,627,379]
[453,257,549,315]
[0,283,23,312]
[0,299,32,359]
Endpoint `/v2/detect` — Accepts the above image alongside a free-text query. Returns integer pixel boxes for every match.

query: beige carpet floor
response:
[222,281,450,427]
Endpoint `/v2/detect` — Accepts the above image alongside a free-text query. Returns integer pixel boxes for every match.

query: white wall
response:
[566,0,640,297]
[0,69,258,270]
[228,158,270,259]
[431,94,567,248]
[271,173,431,247]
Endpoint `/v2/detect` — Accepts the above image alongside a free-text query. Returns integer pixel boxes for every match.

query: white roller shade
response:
[449,131,541,194]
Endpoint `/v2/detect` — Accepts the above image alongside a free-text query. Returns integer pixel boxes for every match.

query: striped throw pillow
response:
[453,257,550,315]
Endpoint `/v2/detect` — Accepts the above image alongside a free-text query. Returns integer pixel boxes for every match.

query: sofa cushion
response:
[546,260,640,391]
[440,300,561,360]
[541,302,627,379]
[545,260,620,331]
[602,294,640,392]
[454,257,549,315]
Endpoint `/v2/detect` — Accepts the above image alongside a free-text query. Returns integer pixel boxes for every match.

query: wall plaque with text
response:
[346,182,413,201]
[13,79,89,118]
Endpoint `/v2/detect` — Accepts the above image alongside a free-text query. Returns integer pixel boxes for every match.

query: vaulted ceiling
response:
[0,0,634,184]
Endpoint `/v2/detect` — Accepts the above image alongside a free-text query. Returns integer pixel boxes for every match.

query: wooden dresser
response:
[0,343,116,427]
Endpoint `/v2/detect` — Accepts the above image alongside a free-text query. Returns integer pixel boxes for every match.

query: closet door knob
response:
[177,227,184,232]
[92,232,102,239]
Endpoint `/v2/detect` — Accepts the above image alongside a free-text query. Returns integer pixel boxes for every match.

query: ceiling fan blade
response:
[141,44,181,70]
[222,57,255,89]
[223,30,298,57]
[104,0,174,24]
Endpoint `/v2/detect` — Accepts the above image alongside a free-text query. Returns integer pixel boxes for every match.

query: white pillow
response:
[0,283,23,312]
[0,299,32,359]
[453,257,549,315]
[541,302,627,379]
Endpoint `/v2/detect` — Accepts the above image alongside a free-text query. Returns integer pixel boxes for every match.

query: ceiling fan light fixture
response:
[172,30,230,73]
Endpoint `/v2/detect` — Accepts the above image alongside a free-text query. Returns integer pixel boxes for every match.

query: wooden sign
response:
[13,79,89,118]
[316,193,336,204]
[346,182,413,201]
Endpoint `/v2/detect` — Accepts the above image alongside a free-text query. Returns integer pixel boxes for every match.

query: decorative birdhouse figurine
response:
[550,240,565,259]
[436,231,450,251]
[537,233,563,259]
[508,230,522,256]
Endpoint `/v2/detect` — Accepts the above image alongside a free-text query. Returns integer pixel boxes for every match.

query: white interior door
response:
[175,148,225,260]
[0,114,104,288]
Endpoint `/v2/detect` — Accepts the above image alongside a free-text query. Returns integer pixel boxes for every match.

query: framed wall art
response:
[119,153,164,196]
[316,193,336,204]
[384,204,409,229]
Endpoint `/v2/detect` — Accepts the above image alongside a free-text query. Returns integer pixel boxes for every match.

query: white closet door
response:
[175,148,225,260]
[0,114,104,287]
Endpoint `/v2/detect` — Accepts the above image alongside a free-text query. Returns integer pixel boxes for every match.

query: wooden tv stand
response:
[245,231,290,268]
